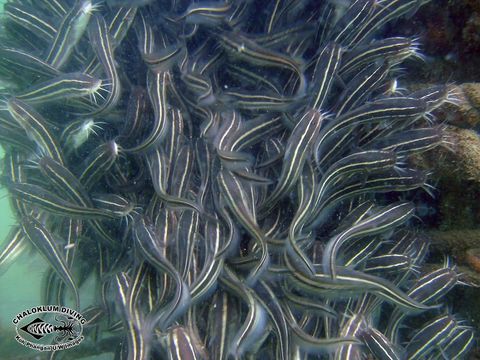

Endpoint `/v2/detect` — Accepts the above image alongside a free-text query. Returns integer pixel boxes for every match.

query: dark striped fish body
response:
[285,163,317,274]
[283,287,338,319]
[146,147,203,213]
[46,0,96,69]
[7,98,64,165]
[142,43,186,73]
[308,169,428,229]
[21,216,79,309]
[0,226,27,275]
[124,71,170,153]
[286,261,433,313]
[4,151,30,217]
[349,0,426,46]
[406,314,457,359]
[133,216,191,330]
[8,182,116,220]
[343,236,382,271]
[113,272,152,360]
[168,143,195,198]
[218,31,306,94]
[368,127,443,157]
[163,326,205,360]
[309,43,342,110]
[194,138,214,211]
[190,217,224,304]
[333,61,389,115]
[315,97,427,163]
[313,150,397,210]
[359,327,406,360]
[207,291,239,360]
[435,326,475,360]
[38,155,93,205]
[364,253,413,274]
[4,3,56,41]
[281,301,360,355]
[108,6,137,46]
[322,202,415,278]
[87,14,121,114]
[328,0,375,46]
[340,37,419,76]
[181,70,215,106]
[213,111,243,157]
[39,0,67,17]
[219,89,299,112]
[217,169,269,285]
[175,211,200,282]
[407,264,459,304]
[79,140,120,189]
[0,47,60,82]
[16,72,102,104]
[288,161,317,243]
[230,115,283,152]
[262,109,323,213]
[117,86,148,145]
[334,313,367,360]
[252,281,291,360]
[179,1,233,26]
[219,267,268,358]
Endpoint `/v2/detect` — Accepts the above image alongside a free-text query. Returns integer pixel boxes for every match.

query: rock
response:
[436,84,480,128]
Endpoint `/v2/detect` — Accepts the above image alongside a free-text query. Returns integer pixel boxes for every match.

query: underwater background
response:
[0,0,480,359]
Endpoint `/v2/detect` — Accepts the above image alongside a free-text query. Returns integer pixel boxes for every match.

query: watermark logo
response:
[12,305,85,352]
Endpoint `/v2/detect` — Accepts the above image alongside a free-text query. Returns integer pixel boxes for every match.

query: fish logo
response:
[20,316,79,341]
[12,306,85,352]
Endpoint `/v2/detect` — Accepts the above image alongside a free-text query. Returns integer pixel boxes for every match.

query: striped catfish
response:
[8,182,117,220]
[309,43,342,110]
[218,266,268,358]
[114,271,152,360]
[79,140,120,189]
[282,301,359,355]
[87,14,121,114]
[21,216,79,310]
[133,216,191,331]
[359,327,406,360]
[0,226,28,275]
[4,2,56,41]
[285,258,435,313]
[261,109,323,214]
[217,30,306,95]
[217,169,269,285]
[16,72,103,104]
[123,71,170,153]
[406,314,458,359]
[45,0,97,69]
[322,202,415,278]
[7,98,64,165]
[162,326,206,360]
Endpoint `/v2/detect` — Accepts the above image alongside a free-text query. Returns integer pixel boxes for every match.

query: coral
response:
[438,84,480,127]
[442,127,480,182]
[412,126,480,229]
[466,248,480,273]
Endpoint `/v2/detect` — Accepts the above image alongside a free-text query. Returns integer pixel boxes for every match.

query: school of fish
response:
[0,0,476,359]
